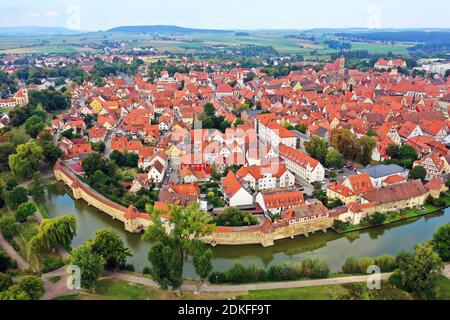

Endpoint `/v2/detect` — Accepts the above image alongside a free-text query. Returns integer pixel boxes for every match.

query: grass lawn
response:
[53,279,246,300]
[35,203,50,219]
[238,284,348,300]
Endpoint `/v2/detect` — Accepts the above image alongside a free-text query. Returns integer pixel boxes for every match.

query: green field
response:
[0,31,413,56]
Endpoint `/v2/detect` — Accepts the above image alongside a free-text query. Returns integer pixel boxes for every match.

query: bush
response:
[388,269,403,289]
[302,259,330,279]
[40,256,65,273]
[0,217,17,241]
[5,178,18,191]
[208,271,227,284]
[142,267,151,275]
[367,212,386,226]
[14,202,36,223]
[0,250,14,272]
[359,257,375,273]
[0,273,13,292]
[122,264,135,272]
[342,257,361,274]
[226,264,252,283]
[374,255,397,272]
[6,186,29,209]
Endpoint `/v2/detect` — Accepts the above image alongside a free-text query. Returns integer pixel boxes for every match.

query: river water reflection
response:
[45,183,450,278]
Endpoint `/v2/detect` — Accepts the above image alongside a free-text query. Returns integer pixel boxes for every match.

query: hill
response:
[107,25,231,34]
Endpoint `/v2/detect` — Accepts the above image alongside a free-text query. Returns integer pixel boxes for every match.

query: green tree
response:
[325,147,344,169]
[342,257,361,274]
[143,203,215,291]
[203,103,216,117]
[305,136,329,164]
[146,240,183,291]
[110,150,126,166]
[14,202,36,223]
[24,115,45,138]
[9,141,44,179]
[367,212,386,226]
[358,135,376,166]
[10,127,31,147]
[69,243,106,291]
[358,257,375,273]
[40,141,63,166]
[399,144,418,162]
[16,275,45,300]
[409,165,427,182]
[387,144,400,159]
[6,186,28,209]
[0,143,16,171]
[0,216,17,241]
[394,243,443,299]
[193,248,213,286]
[125,152,139,168]
[214,207,259,226]
[432,223,450,261]
[89,229,131,270]
[30,215,77,253]
[27,173,46,203]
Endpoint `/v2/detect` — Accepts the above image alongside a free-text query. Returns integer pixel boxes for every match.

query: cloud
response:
[28,12,41,18]
[44,10,60,17]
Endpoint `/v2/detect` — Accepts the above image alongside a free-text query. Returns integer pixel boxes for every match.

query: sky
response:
[0,0,449,31]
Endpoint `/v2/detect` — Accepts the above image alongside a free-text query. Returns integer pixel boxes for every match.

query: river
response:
[45,182,450,278]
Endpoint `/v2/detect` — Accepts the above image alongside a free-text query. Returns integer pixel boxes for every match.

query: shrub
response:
[359,257,375,273]
[0,273,13,292]
[6,186,29,209]
[302,259,330,279]
[0,250,14,272]
[142,267,151,275]
[14,202,36,223]
[226,264,251,283]
[367,212,386,226]
[0,217,17,241]
[208,271,227,284]
[40,256,65,273]
[374,255,397,272]
[123,264,135,272]
[342,257,361,274]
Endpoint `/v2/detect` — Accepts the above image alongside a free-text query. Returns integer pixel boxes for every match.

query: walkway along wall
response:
[53,160,333,247]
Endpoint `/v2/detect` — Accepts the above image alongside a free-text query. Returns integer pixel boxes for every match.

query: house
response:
[413,152,445,181]
[88,127,107,143]
[236,164,295,191]
[279,144,325,183]
[147,160,166,183]
[282,202,329,225]
[222,171,254,207]
[357,164,410,188]
[130,174,149,193]
[256,189,305,216]
[327,173,374,204]
[255,115,297,148]
[158,183,200,207]
[374,58,407,70]
[216,84,234,99]
[361,180,428,213]
[398,121,424,141]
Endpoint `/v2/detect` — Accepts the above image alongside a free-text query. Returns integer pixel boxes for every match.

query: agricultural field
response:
[0,31,414,56]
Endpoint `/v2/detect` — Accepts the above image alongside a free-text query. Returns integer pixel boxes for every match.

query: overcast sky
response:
[1,0,449,31]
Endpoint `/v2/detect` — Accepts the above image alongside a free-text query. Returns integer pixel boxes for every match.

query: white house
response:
[222,171,254,207]
[236,164,295,191]
[279,144,325,183]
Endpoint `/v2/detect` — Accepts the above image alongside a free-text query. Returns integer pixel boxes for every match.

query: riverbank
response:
[336,194,450,234]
